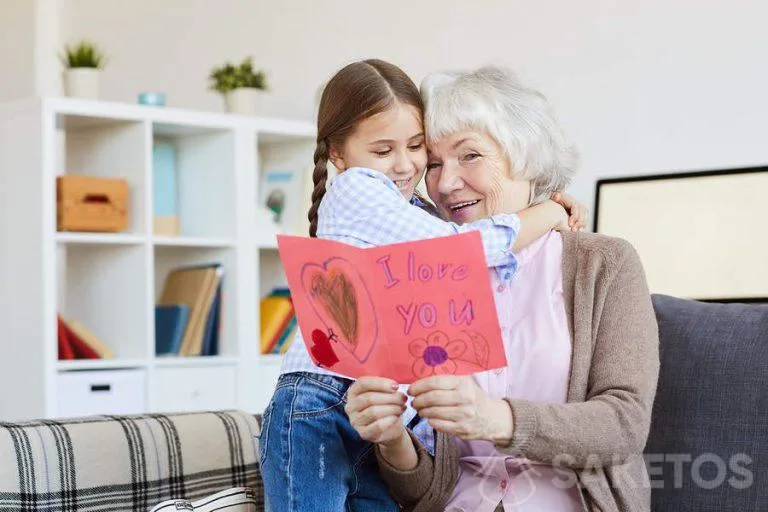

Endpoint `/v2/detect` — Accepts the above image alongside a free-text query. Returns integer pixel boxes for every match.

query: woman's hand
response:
[409,375,514,445]
[551,191,589,231]
[345,376,408,448]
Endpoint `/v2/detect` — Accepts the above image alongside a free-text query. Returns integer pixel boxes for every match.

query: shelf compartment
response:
[154,246,238,358]
[151,126,237,239]
[57,116,148,235]
[255,136,314,240]
[57,243,150,360]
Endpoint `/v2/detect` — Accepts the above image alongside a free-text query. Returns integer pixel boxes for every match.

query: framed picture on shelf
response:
[258,164,314,236]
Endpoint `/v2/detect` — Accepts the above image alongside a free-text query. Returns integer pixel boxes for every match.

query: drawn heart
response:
[301,257,378,364]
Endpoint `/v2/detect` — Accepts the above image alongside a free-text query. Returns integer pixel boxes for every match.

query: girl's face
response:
[331,102,427,199]
[424,130,531,224]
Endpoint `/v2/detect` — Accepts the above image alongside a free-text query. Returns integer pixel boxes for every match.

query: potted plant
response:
[60,41,107,99]
[209,57,268,115]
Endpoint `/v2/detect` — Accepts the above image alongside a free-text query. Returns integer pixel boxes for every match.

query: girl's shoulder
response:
[320,167,407,215]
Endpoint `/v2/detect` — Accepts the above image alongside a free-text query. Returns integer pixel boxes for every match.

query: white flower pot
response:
[63,68,100,99]
[224,88,263,115]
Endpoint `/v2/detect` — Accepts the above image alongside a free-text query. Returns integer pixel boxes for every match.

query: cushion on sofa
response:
[647,294,768,512]
[0,410,263,512]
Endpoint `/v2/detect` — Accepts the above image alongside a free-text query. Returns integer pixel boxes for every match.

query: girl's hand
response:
[551,191,589,231]
[548,200,571,233]
[345,376,408,448]
[409,375,514,444]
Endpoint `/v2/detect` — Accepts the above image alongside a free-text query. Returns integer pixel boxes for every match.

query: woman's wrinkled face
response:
[331,102,427,199]
[424,130,531,223]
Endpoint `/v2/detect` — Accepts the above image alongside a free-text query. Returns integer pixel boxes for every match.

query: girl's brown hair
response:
[308,59,423,237]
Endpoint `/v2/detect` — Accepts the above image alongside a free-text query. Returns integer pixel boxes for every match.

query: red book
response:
[57,316,75,360]
[58,315,101,359]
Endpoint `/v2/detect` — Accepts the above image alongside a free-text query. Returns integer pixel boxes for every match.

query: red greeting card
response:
[277,231,506,383]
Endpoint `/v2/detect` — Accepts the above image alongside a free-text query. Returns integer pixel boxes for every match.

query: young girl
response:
[259,59,586,512]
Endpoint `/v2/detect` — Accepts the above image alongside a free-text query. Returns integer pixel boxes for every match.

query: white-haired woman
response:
[345,66,660,511]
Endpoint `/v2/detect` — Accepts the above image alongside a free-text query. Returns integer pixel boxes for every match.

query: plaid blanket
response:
[0,411,264,512]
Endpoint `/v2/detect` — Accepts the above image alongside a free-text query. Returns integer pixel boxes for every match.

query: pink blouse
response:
[446,231,584,511]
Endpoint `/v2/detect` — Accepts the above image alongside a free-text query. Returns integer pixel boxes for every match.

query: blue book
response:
[153,142,178,217]
[155,304,190,355]
[201,280,222,356]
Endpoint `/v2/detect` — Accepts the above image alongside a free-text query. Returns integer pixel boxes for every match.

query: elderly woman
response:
[345,66,660,511]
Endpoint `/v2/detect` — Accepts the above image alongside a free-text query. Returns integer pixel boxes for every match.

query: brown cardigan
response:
[376,231,660,512]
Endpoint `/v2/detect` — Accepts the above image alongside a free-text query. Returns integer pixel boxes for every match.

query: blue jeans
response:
[259,372,400,512]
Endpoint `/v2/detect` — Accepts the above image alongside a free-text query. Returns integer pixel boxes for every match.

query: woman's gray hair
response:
[420,66,579,203]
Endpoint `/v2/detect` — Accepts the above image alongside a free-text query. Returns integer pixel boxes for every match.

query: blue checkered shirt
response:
[280,166,520,375]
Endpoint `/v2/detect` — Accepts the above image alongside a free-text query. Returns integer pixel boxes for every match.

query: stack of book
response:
[260,288,297,355]
[156,263,223,357]
[57,315,113,360]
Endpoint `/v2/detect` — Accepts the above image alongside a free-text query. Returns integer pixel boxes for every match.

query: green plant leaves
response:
[60,41,106,69]
[209,57,268,94]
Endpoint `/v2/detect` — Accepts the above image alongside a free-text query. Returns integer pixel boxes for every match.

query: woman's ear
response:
[328,145,345,171]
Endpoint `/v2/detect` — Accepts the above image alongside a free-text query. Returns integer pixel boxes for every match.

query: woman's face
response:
[332,102,427,199]
[424,130,531,223]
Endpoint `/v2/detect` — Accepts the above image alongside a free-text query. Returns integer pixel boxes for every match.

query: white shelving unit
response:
[0,97,314,421]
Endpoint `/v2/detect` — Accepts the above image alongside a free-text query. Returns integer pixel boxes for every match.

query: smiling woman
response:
[425,130,532,223]
[423,67,577,207]
[346,66,660,512]
[422,66,578,225]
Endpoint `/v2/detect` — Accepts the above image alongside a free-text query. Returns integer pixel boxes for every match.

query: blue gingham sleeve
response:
[318,168,520,277]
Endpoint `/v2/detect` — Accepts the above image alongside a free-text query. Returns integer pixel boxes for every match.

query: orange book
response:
[260,296,294,354]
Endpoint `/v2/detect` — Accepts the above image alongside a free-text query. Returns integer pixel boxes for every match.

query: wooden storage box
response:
[57,175,129,232]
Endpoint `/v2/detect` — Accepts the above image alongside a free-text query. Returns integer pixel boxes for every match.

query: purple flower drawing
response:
[409,331,467,378]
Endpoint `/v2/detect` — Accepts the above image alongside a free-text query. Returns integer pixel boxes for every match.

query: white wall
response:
[0,0,36,102]
[62,0,768,209]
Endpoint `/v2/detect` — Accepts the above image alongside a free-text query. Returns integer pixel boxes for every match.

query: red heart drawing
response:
[301,257,378,364]
[310,329,339,368]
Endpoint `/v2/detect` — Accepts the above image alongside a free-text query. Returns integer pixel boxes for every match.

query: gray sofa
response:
[1,295,765,511]
[646,294,767,511]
